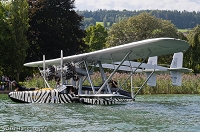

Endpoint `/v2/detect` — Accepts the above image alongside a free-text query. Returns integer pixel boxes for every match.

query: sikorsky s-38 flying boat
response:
[8,38,191,105]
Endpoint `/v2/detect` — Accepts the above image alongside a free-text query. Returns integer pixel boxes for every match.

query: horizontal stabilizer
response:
[115,61,167,70]
[169,68,192,73]
[99,64,143,72]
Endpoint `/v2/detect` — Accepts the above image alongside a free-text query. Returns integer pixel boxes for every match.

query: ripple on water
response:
[0,94,200,132]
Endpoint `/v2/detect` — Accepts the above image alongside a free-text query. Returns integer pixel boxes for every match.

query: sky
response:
[75,0,200,12]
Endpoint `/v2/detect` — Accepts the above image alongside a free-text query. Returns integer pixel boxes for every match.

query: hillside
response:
[77,9,200,29]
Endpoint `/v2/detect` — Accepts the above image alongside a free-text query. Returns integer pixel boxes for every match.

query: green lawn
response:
[178,29,190,32]
[96,22,111,27]
[96,22,104,26]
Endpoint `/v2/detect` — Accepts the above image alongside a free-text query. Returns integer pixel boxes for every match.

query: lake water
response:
[0,94,200,132]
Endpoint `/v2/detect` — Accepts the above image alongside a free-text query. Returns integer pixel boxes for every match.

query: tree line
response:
[0,0,86,81]
[77,9,200,29]
[84,12,200,73]
[0,0,200,82]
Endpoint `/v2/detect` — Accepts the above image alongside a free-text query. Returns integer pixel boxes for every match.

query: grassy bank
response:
[24,72,200,94]
[178,28,190,32]
[86,72,200,94]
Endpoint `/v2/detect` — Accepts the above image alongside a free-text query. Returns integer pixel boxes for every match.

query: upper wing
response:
[24,38,189,67]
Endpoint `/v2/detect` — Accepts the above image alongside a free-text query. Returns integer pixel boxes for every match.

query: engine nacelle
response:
[45,65,56,80]
[63,62,76,80]
[43,62,76,81]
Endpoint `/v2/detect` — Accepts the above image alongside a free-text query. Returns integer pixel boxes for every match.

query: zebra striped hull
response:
[8,90,132,105]
[8,90,77,103]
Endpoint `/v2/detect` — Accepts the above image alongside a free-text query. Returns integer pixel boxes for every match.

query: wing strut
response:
[84,60,95,93]
[133,66,155,99]
[120,57,147,88]
[97,61,111,93]
[96,50,132,94]
[115,52,151,94]
[38,67,51,88]
[60,50,64,85]
[82,62,96,83]
[43,55,46,88]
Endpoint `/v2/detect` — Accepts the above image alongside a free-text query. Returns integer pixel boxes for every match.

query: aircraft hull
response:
[8,89,132,105]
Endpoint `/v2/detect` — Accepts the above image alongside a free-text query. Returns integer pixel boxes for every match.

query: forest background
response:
[0,0,200,94]
[78,9,200,30]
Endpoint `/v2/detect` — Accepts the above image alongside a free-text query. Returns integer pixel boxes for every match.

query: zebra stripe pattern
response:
[80,98,116,105]
[80,98,133,105]
[8,90,76,103]
[8,90,133,105]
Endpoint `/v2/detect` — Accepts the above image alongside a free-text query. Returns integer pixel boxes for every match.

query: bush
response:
[24,72,200,94]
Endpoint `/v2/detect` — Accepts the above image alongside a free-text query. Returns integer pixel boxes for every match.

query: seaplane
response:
[8,38,191,105]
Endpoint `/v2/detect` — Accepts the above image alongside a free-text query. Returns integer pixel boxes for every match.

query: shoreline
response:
[0,91,11,94]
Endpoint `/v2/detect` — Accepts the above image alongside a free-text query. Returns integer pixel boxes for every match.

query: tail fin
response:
[170,52,183,68]
[146,56,157,86]
[170,52,183,86]
[148,56,158,65]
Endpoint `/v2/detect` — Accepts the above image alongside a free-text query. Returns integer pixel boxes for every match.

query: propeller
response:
[44,62,76,81]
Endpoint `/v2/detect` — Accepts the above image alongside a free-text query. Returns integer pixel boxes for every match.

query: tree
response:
[84,24,108,52]
[107,13,178,47]
[77,10,200,29]
[103,16,107,27]
[153,19,178,38]
[185,25,200,73]
[0,1,29,81]
[109,20,114,27]
[106,20,128,47]
[82,17,96,29]
[27,0,87,62]
[9,0,29,80]
[106,13,179,64]
[0,3,11,73]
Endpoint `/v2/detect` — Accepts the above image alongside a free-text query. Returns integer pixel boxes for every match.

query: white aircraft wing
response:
[24,38,189,67]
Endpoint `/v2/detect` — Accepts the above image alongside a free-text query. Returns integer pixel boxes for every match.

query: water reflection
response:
[0,94,200,132]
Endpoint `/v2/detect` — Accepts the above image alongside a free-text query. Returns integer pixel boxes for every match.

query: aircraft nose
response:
[8,92,13,97]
